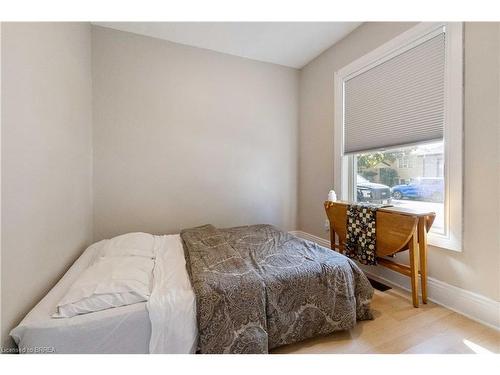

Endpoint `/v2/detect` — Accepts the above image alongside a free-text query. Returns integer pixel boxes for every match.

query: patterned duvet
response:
[181,224,373,354]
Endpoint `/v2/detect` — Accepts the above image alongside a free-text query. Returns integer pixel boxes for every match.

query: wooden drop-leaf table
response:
[324,201,436,307]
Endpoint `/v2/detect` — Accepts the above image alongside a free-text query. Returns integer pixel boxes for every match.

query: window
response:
[334,23,463,251]
[397,156,413,169]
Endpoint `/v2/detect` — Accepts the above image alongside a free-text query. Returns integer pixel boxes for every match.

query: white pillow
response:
[86,239,108,264]
[99,232,156,259]
[53,256,154,318]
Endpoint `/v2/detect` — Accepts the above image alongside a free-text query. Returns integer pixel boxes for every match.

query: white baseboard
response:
[290,230,500,331]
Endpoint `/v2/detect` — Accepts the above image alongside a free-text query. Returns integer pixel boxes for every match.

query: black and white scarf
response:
[343,204,378,265]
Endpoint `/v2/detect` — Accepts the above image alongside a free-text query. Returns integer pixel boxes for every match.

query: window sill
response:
[428,231,462,252]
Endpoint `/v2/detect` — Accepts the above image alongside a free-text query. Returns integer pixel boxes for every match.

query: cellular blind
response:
[343,32,445,154]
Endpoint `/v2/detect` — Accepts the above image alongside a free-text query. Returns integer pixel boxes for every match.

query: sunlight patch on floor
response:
[462,339,493,354]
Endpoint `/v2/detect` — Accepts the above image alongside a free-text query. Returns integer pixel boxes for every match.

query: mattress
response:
[10,241,151,354]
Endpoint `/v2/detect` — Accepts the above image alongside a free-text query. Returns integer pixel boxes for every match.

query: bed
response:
[11,225,374,354]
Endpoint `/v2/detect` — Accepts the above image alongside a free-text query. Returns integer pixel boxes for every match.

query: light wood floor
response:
[272,287,500,354]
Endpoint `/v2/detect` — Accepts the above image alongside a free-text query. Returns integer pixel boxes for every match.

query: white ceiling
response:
[93,22,361,69]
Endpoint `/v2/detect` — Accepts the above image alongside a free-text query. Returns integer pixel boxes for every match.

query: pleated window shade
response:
[344,32,446,154]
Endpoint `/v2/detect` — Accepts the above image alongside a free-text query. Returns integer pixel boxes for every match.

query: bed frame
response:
[324,201,435,307]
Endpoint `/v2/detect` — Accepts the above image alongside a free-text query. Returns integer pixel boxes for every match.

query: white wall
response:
[298,22,500,302]
[1,23,93,347]
[92,26,299,240]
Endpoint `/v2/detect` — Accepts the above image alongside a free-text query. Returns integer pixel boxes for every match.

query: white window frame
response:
[334,22,463,251]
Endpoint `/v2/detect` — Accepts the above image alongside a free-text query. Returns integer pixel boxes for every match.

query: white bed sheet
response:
[147,235,198,353]
[10,235,196,354]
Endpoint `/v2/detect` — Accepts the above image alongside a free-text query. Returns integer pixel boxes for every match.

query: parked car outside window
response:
[391,177,444,202]
[356,175,392,204]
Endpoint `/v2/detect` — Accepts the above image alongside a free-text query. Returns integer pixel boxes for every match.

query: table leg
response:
[418,217,428,304]
[330,227,336,251]
[409,231,419,308]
